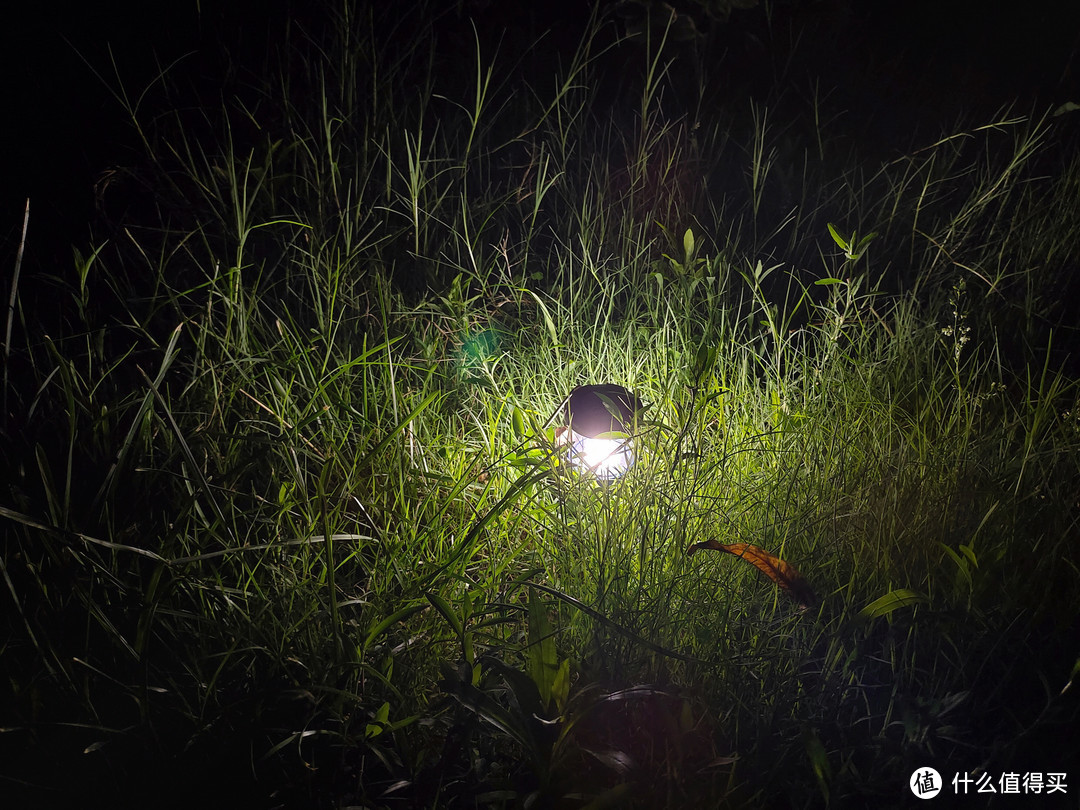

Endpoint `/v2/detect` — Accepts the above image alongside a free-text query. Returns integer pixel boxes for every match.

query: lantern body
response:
[562,384,642,479]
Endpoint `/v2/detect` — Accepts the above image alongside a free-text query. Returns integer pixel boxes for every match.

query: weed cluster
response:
[2,2,1078,807]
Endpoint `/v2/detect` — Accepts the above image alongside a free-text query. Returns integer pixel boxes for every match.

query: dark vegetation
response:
[2,1,1079,807]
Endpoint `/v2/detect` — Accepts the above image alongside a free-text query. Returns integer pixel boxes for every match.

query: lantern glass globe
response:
[562,384,642,480]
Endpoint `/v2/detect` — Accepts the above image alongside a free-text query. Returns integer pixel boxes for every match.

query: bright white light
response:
[568,432,634,479]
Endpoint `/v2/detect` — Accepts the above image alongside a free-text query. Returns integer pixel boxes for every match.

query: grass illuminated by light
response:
[1,3,1078,807]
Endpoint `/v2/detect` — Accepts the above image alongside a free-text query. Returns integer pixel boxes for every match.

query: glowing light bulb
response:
[568,432,635,479]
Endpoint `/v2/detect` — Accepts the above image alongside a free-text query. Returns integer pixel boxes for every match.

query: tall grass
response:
[2,3,1079,807]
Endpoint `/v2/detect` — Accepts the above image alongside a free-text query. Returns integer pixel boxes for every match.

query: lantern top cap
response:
[564,384,643,438]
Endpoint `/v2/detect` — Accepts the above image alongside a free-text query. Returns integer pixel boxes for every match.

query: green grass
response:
[2,3,1079,807]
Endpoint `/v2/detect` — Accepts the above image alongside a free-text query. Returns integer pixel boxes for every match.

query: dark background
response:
[3,0,1079,275]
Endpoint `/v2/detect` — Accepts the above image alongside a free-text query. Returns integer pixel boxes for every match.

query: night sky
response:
[3,0,1079,272]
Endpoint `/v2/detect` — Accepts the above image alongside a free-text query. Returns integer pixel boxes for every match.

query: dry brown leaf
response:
[687,540,817,609]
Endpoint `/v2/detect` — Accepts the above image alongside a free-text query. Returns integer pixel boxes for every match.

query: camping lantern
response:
[560,384,643,479]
